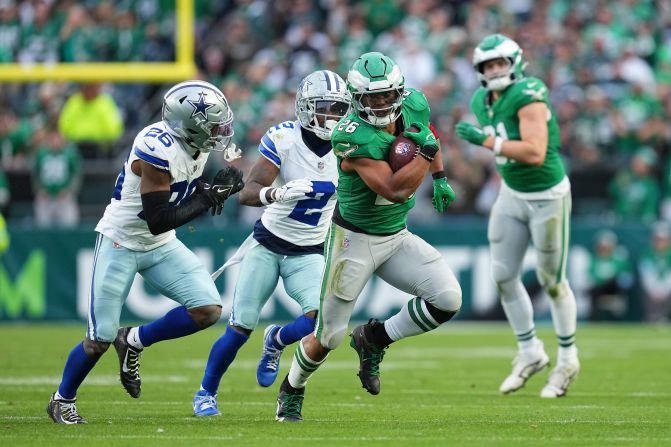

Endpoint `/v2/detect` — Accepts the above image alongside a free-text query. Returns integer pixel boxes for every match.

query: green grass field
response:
[1,323,669,446]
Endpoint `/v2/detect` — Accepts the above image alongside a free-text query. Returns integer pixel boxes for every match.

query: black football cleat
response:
[113,327,143,398]
[350,319,387,395]
[275,376,304,422]
[47,393,87,424]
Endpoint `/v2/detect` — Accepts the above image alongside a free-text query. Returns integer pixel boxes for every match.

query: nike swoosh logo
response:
[214,186,231,194]
[145,143,156,152]
[527,81,537,88]
[122,351,131,373]
[339,142,351,147]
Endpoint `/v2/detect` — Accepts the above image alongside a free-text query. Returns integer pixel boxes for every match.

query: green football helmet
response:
[347,52,405,127]
[162,80,234,153]
[472,34,526,91]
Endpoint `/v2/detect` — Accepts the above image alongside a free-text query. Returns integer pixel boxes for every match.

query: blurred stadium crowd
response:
[2,0,671,223]
[0,0,669,321]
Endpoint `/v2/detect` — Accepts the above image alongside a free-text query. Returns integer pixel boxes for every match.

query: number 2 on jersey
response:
[288,181,336,227]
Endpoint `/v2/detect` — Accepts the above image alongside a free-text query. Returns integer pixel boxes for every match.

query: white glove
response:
[260,178,313,205]
[222,143,242,162]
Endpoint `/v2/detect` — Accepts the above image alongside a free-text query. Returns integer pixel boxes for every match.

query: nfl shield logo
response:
[318,161,325,171]
[396,142,411,156]
[342,238,351,248]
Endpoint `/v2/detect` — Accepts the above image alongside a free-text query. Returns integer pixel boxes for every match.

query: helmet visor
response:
[357,89,402,117]
[211,120,234,138]
[206,113,235,151]
[314,100,350,121]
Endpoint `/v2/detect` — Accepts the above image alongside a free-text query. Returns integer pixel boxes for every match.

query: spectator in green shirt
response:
[638,223,671,323]
[0,110,33,170]
[586,230,633,321]
[609,146,660,222]
[32,129,81,228]
[58,83,123,159]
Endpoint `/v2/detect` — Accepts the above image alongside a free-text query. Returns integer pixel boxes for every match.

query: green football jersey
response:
[470,77,565,192]
[331,88,430,234]
[34,145,80,196]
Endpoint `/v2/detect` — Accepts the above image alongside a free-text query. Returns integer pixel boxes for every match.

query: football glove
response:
[202,166,245,215]
[403,122,439,162]
[455,122,487,145]
[432,177,456,213]
[261,178,313,205]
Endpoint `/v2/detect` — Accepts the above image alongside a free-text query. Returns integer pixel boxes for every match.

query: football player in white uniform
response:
[192,70,350,416]
[47,80,244,424]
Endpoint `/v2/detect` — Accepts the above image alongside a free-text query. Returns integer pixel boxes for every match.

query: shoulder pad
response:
[402,88,430,113]
[470,87,487,108]
[331,114,377,158]
[510,77,549,106]
[258,121,298,167]
[133,124,177,172]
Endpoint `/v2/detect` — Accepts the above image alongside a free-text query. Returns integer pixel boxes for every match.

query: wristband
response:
[418,144,439,162]
[259,187,274,205]
[432,171,447,180]
[493,137,504,155]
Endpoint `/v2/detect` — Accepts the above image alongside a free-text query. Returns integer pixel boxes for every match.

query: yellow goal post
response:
[0,0,197,83]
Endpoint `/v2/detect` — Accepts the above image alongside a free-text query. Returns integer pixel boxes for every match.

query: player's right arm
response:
[239,156,279,206]
[456,78,550,166]
[240,125,313,206]
[340,154,430,204]
[480,102,548,166]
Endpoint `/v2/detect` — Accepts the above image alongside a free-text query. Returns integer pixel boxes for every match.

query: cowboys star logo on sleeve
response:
[188,92,215,119]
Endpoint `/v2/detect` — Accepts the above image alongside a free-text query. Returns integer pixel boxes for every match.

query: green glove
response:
[404,122,439,161]
[432,177,456,213]
[455,122,487,145]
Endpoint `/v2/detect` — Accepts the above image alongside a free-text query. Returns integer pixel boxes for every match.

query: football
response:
[388,126,419,172]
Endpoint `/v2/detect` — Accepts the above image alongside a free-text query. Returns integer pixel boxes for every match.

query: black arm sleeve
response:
[141,190,211,235]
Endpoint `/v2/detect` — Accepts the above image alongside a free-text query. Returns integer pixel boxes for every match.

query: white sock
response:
[548,281,577,351]
[558,345,578,363]
[287,341,327,389]
[385,297,440,341]
[499,279,536,349]
[518,336,539,353]
[127,327,144,350]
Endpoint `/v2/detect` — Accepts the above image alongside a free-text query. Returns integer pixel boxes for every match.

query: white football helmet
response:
[162,80,234,153]
[296,70,351,140]
[473,34,527,91]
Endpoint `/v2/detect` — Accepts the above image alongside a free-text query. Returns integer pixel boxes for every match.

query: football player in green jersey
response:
[274,52,461,422]
[456,34,579,398]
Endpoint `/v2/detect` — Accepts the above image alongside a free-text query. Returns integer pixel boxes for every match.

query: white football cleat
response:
[500,340,550,394]
[540,357,580,398]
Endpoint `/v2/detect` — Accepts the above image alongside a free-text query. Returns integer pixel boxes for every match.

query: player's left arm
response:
[482,102,549,166]
[423,121,455,212]
[427,122,445,175]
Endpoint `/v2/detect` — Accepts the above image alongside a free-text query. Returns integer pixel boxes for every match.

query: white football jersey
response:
[96,121,209,251]
[258,120,338,246]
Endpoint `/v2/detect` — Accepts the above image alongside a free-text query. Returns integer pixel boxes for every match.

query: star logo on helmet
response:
[188,92,215,119]
[299,78,312,93]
